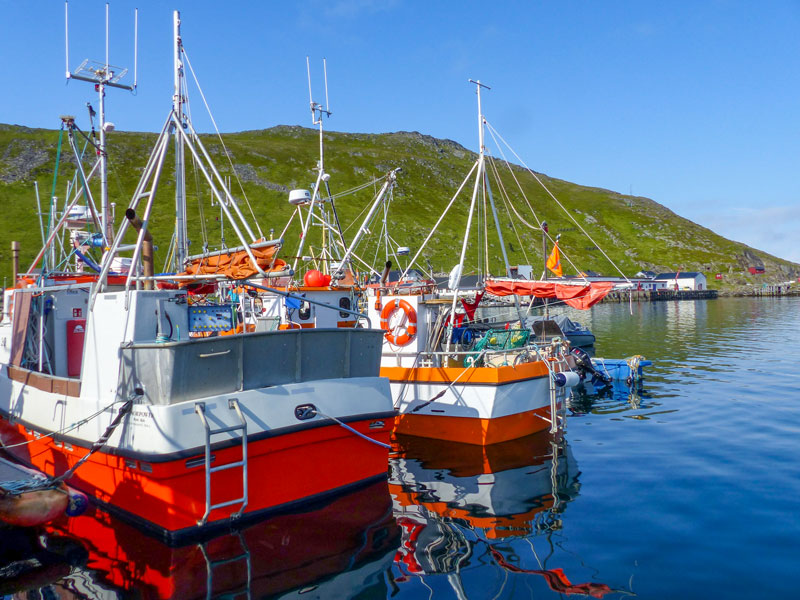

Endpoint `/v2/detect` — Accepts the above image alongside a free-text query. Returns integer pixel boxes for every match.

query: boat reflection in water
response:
[32,479,398,599]
[388,432,616,598]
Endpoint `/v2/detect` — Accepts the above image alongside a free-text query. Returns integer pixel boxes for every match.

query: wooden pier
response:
[601,289,718,303]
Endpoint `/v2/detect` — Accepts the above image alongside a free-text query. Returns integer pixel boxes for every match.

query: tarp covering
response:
[484,279,614,310]
[529,314,586,334]
[178,244,286,285]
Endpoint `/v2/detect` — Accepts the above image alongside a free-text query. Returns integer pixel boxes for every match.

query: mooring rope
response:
[0,399,129,450]
[49,400,133,485]
[1,400,134,494]
[311,408,391,450]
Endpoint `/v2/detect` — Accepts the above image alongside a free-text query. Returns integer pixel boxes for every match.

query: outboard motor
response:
[570,346,612,386]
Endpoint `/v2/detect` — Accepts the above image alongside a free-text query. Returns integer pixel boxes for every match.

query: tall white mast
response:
[445,79,525,350]
[445,80,489,350]
[173,10,188,270]
[64,1,137,253]
[294,57,336,274]
[99,4,110,245]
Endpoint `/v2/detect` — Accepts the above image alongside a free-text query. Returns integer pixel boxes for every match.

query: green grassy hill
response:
[1,122,796,289]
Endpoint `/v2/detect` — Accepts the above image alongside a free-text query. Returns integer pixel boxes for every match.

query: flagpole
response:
[542,222,549,319]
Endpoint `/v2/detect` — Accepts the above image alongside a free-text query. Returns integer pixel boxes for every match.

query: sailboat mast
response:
[173,10,188,270]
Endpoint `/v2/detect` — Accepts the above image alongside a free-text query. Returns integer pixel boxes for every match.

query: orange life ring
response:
[380,299,417,346]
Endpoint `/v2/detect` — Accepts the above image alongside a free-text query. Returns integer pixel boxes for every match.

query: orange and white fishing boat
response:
[0,10,392,543]
[389,432,579,544]
[337,81,619,445]
[389,433,617,597]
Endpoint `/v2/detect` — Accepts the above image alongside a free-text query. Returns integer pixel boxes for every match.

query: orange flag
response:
[546,241,563,277]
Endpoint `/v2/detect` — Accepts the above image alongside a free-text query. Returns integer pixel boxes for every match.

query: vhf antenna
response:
[65,1,138,91]
[306,56,331,125]
[295,57,346,275]
[64,1,138,251]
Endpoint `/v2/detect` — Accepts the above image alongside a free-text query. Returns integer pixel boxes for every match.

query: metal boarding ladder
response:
[194,398,249,526]
[548,356,571,435]
[198,531,252,600]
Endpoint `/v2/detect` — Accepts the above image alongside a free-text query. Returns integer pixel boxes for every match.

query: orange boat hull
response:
[393,404,556,445]
[0,414,391,542]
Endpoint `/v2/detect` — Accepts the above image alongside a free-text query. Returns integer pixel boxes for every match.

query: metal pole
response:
[542,221,549,319]
[11,242,20,285]
[333,169,398,279]
[98,81,110,246]
[484,169,525,325]
[173,11,188,270]
[446,80,492,352]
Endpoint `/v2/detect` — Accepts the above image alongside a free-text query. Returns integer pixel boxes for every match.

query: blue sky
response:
[2,1,799,264]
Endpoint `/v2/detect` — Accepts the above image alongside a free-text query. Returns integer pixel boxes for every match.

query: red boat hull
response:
[0,414,391,542]
[44,478,398,599]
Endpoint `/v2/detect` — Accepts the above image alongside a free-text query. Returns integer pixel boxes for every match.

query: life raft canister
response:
[380,298,417,346]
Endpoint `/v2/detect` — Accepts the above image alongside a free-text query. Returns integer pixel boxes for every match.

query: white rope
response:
[485,120,631,283]
[484,130,591,281]
[486,156,531,265]
[486,151,588,282]
[182,47,264,239]
[311,408,391,449]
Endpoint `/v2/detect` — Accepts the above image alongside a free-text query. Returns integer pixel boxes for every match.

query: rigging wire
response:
[182,47,264,239]
[491,165,532,268]
[485,128,592,281]
[486,156,531,265]
[485,120,631,283]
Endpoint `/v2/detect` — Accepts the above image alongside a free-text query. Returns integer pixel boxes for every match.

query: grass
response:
[0,122,797,288]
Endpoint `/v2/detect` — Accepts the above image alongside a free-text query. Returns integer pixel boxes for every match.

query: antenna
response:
[64,0,137,92]
[134,8,138,89]
[64,1,69,79]
[63,0,139,250]
[306,57,332,125]
[306,55,314,114]
[323,58,330,115]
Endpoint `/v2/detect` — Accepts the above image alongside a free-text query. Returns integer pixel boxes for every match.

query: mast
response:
[173,10,188,270]
[542,221,549,318]
[445,80,490,352]
[294,58,336,274]
[64,1,137,263]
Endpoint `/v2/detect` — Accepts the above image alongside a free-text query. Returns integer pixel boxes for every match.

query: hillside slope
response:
[1,123,796,288]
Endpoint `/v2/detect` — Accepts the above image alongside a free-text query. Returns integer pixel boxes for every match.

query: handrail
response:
[242,280,372,329]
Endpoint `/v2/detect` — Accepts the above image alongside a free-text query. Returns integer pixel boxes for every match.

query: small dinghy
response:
[591,355,652,382]
[0,456,86,527]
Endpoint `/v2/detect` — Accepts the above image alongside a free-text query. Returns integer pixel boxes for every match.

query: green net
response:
[463,328,530,367]
[472,328,530,351]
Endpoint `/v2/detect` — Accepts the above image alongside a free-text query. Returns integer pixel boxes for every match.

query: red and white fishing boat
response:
[42,478,399,599]
[0,10,392,543]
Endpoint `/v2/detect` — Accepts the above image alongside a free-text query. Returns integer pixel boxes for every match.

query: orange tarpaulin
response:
[484,279,614,310]
[177,244,286,286]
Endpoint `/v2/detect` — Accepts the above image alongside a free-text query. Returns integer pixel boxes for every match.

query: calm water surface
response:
[4,297,799,598]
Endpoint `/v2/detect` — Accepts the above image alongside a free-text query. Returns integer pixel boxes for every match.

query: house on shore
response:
[652,272,707,291]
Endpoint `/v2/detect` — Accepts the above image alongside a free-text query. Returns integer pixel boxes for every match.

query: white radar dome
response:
[288,189,312,205]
